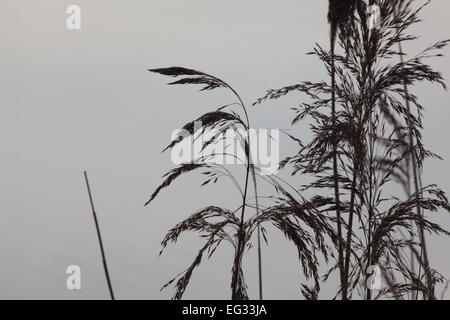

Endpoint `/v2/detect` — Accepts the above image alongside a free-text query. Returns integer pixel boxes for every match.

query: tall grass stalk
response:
[146,67,328,299]
[83,171,115,300]
[255,0,450,299]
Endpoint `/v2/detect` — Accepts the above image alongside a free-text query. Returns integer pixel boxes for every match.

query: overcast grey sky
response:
[0,0,449,299]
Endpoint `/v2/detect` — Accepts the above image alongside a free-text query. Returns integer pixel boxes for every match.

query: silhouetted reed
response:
[146,67,331,299]
[255,0,450,300]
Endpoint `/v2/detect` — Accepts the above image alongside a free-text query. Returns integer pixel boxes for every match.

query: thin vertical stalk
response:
[231,157,250,300]
[251,168,263,300]
[229,89,263,300]
[398,41,433,300]
[331,39,345,301]
[343,165,358,299]
[343,11,371,298]
[84,171,115,300]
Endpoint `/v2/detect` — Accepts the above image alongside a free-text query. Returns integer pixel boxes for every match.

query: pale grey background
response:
[0,0,449,299]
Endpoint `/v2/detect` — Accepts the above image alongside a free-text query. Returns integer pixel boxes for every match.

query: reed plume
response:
[255,0,450,299]
[146,67,329,299]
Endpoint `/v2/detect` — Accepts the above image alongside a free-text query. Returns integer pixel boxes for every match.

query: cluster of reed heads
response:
[145,0,450,300]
